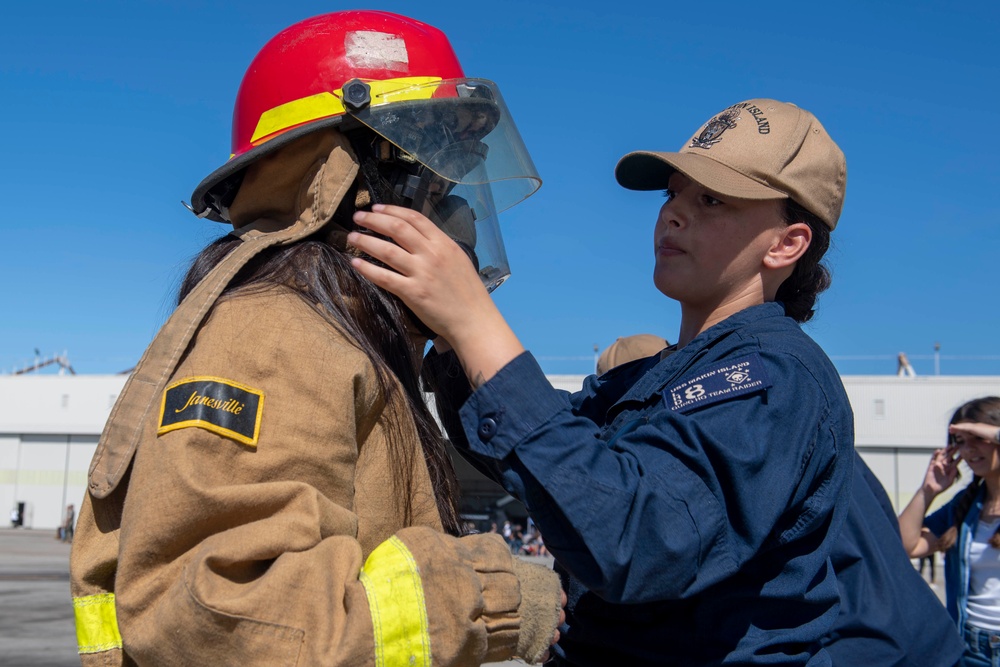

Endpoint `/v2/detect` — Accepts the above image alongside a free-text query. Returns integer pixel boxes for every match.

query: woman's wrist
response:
[446,305,524,389]
[920,485,941,502]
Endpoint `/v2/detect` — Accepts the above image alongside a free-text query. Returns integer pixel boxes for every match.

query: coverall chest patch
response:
[158,376,264,446]
[664,353,771,414]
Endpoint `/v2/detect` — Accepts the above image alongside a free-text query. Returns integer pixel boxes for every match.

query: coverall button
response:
[478,417,498,440]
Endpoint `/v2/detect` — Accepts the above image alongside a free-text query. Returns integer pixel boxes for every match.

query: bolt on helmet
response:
[188,10,540,291]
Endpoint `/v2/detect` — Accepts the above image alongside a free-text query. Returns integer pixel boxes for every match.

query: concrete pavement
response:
[0,528,77,666]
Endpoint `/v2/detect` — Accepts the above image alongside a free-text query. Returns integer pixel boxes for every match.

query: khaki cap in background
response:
[597,333,671,375]
[614,99,846,229]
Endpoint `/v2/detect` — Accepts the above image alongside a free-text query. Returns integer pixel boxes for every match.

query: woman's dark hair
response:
[178,234,464,535]
[777,199,832,323]
[936,396,1000,551]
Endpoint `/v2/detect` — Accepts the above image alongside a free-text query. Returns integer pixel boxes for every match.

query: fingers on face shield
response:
[346,80,540,292]
[369,140,510,293]
[416,179,512,294]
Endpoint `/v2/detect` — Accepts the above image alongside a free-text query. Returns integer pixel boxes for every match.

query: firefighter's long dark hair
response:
[177,228,464,536]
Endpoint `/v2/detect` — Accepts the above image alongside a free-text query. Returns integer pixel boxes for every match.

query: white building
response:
[1,372,998,530]
[1,374,124,531]
[846,375,1000,508]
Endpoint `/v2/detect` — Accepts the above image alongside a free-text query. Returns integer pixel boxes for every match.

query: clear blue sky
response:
[2,0,998,377]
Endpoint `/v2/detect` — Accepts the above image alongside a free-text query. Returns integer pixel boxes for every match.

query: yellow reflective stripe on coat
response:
[360,536,431,667]
[73,593,122,654]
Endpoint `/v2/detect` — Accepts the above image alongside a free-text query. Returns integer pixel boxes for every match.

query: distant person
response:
[599,336,963,666]
[595,334,669,375]
[353,98,857,664]
[509,524,525,555]
[897,352,916,377]
[900,396,1000,667]
[919,552,937,583]
[61,504,74,543]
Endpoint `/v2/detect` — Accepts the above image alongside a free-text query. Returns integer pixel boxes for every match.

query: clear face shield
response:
[344,79,540,292]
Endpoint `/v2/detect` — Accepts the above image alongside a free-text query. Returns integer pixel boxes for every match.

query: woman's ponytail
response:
[777,199,832,323]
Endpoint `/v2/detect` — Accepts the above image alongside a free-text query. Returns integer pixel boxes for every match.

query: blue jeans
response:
[964,623,1000,667]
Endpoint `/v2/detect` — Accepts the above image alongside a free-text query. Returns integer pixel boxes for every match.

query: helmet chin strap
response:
[340,131,439,340]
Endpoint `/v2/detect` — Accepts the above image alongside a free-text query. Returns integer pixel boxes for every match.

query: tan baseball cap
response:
[615,99,846,229]
[597,334,671,375]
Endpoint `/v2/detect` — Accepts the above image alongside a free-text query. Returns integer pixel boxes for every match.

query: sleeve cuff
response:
[458,352,571,461]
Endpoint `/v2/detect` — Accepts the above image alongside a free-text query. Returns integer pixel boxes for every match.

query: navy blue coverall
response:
[426,303,854,665]
[822,453,962,666]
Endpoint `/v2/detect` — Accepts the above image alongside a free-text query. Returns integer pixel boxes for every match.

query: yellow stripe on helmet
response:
[359,535,432,667]
[250,76,444,146]
[73,593,122,655]
[251,92,346,145]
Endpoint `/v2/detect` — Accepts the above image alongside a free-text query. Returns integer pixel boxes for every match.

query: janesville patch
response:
[158,376,264,446]
[665,353,771,413]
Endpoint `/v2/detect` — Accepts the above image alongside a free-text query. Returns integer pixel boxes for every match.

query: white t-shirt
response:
[967,516,1000,630]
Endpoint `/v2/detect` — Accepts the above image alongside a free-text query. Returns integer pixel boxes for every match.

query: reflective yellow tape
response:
[359,536,431,667]
[250,76,443,145]
[73,593,122,654]
[251,92,346,144]
[366,76,442,104]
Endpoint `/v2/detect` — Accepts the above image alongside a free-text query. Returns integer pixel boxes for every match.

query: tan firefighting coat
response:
[69,131,560,666]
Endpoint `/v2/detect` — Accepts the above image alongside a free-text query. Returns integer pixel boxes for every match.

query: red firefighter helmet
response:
[189,10,540,231]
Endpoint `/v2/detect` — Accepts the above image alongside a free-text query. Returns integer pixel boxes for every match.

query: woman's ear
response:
[764,222,812,269]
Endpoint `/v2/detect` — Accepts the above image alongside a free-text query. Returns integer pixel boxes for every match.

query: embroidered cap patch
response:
[665,353,771,414]
[158,376,264,446]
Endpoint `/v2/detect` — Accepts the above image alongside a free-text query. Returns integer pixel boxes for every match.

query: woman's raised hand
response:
[949,422,1000,444]
[348,204,524,386]
[923,446,959,496]
[349,205,497,345]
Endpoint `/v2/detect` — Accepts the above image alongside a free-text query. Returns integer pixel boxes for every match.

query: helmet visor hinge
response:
[342,79,371,111]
